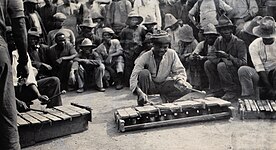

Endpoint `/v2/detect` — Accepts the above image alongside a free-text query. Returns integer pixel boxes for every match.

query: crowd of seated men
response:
[13,0,276,108]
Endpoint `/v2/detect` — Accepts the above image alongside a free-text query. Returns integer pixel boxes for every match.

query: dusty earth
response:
[23,87,276,150]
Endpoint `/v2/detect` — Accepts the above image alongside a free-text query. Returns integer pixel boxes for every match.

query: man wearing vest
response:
[204,15,247,100]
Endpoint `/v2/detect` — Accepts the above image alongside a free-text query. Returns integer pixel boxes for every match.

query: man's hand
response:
[17,63,29,78]
[136,89,148,106]
[38,95,49,104]
[215,51,229,58]
[175,79,192,92]
[17,100,29,112]
[41,63,52,70]
[56,58,63,64]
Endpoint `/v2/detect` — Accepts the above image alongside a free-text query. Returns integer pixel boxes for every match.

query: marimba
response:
[114,97,233,132]
[17,103,92,148]
[238,99,276,119]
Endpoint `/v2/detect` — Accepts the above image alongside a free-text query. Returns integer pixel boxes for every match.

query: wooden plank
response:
[244,99,252,112]
[135,106,158,114]
[19,113,41,124]
[26,111,51,123]
[124,108,139,118]
[47,108,72,120]
[205,97,231,107]
[248,99,257,112]
[261,100,271,112]
[65,105,90,115]
[120,112,231,132]
[17,114,30,126]
[194,98,218,107]
[41,113,62,122]
[269,100,276,111]
[253,100,260,112]
[175,100,203,109]
[256,100,265,111]
[54,106,81,117]
[266,100,274,112]
[116,109,129,119]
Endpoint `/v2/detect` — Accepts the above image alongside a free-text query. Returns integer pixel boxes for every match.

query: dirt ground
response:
[23,87,276,150]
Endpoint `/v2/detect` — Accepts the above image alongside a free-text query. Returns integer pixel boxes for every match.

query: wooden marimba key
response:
[239,99,276,119]
[114,97,233,132]
[17,103,92,148]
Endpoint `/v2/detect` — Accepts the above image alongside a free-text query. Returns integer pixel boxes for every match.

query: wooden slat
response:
[244,99,252,112]
[248,99,257,112]
[253,100,260,112]
[256,100,265,111]
[194,98,218,107]
[124,108,139,118]
[135,106,158,114]
[26,111,51,123]
[41,113,62,122]
[65,105,90,115]
[269,100,276,111]
[262,100,272,112]
[205,97,231,107]
[17,114,30,126]
[47,108,72,120]
[116,109,129,119]
[19,113,41,124]
[54,106,81,117]
[175,100,202,109]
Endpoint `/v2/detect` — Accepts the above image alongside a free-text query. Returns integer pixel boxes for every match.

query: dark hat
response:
[80,18,97,28]
[164,13,179,30]
[216,14,236,29]
[253,16,276,38]
[178,24,195,42]
[150,30,171,44]
[243,16,263,36]
[126,11,143,25]
[28,27,40,37]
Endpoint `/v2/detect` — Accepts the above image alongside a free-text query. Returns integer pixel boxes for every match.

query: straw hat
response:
[178,24,195,42]
[53,13,67,21]
[203,23,219,35]
[80,38,96,47]
[253,16,276,38]
[243,16,263,36]
[143,15,157,25]
[126,11,143,25]
[102,27,115,35]
[216,14,236,30]
[150,30,171,44]
[80,18,97,28]
[164,13,178,30]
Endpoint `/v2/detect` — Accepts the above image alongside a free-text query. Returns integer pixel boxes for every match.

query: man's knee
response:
[238,66,251,77]
[47,76,61,87]
[138,69,151,79]
[217,62,227,71]
[204,60,214,70]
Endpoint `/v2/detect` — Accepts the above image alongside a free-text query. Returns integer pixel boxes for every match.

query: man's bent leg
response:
[238,66,259,99]
[38,77,62,108]
[0,42,20,149]
[204,60,223,94]
[94,63,105,88]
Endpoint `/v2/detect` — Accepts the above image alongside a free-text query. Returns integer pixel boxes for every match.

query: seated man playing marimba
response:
[130,31,192,106]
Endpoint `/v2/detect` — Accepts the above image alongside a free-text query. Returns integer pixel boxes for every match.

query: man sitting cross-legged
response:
[130,31,192,106]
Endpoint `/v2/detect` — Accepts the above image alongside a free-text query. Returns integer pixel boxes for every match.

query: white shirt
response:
[249,38,276,72]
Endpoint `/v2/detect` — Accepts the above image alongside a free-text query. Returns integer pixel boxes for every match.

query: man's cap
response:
[150,30,171,44]
[243,16,263,37]
[203,23,219,35]
[126,11,143,25]
[253,16,276,38]
[80,18,97,28]
[216,14,236,30]
[164,13,178,30]
[53,13,67,21]
[178,24,195,42]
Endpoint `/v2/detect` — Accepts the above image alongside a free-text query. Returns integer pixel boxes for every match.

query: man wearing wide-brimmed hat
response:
[204,14,247,101]
[76,17,101,52]
[164,13,182,52]
[130,30,192,106]
[74,38,105,93]
[143,15,158,34]
[94,27,125,90]
[189,23,220,90]
[47,12,76,46]
[238,16,276,100]
[120,11,146,87]
[238,16,262,67]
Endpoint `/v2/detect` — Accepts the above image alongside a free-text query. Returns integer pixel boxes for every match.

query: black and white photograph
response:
[1,0,276,149]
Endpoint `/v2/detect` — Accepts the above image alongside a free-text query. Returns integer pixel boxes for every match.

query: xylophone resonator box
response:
[17,103,92,148]
[114,97,233,132]
[238,99,276,119]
